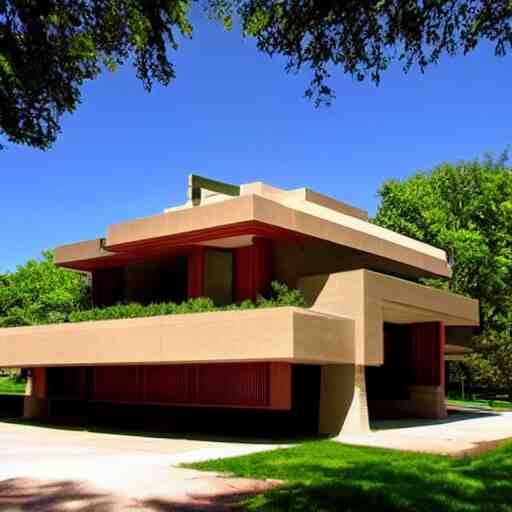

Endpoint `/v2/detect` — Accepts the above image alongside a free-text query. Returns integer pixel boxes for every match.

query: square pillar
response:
[319,364,370,437]
[408,322,447,419]
[234,238,272,302]
[23,368,49,420]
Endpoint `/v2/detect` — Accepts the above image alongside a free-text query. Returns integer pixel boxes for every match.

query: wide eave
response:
[55,195,452,279]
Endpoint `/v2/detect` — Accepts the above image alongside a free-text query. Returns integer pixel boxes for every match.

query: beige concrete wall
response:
[299,269,479,367]
[318,364,370,436]
[0,308,352,368]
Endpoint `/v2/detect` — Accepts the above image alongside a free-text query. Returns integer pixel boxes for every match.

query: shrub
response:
[65,281,305,324]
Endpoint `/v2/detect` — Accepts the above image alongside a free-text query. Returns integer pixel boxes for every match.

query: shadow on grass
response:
[189,440,512,512]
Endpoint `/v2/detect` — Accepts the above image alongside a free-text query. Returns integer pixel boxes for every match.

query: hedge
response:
[61,281,305,323]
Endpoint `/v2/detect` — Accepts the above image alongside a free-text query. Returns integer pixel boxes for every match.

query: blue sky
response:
[1,13,511,272]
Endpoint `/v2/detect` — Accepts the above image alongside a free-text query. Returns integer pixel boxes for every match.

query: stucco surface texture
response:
[0,421,287,511]
[340,408,512,456]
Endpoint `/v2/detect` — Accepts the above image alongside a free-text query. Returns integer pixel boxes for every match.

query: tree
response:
[2,1,512,150]
[1,0,193,150]
[0,251,90,327]
[374,152,512,391]
[237,1,512,106]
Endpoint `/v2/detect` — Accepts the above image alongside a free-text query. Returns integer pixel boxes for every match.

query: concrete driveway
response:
[0,421,288,511]
[2,409,511,510]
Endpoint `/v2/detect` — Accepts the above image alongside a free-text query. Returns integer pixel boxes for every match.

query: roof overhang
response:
[55,194,451,278]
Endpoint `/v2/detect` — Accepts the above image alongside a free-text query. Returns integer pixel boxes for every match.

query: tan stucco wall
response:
[299,270,479,367]
[0,308,353,368]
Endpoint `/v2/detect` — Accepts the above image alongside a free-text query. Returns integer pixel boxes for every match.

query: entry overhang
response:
[299,269,479,367]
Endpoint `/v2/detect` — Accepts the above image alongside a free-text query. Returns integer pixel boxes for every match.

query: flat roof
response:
[55,178,451,279]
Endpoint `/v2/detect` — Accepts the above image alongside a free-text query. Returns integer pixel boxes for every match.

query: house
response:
[0,176,479,435]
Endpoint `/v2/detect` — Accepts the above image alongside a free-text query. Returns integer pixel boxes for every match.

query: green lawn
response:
[0,376,26,395]
[447,398,512,410]
[187,440,512,511]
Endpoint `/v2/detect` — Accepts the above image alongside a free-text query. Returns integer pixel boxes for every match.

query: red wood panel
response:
[88,363,291,410]
[409,322,445,387]
[234,246,252,302]
[145,365,196,404]
[253,237,273,299]
[92,366,139,402]
[234,238,273,302]
[187,246,205,298]
[196,363,270,407]
[33,368,47,399]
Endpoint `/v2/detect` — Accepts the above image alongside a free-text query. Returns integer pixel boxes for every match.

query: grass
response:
[0,376,26,395]
[186,439,512,511]
[447,398,512,410]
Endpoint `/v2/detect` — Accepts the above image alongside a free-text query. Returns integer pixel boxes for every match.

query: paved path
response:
[2,409,511,510]
[342,408,512,456]
[0,421,288,511]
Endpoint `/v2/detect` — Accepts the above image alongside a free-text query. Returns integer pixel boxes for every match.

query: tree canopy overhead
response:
[0,0,193,150]
[2,1,512,150]
[238,1,512,105]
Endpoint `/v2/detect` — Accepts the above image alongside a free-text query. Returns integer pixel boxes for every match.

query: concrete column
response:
[318,364,370,436]
[23,368,49,420]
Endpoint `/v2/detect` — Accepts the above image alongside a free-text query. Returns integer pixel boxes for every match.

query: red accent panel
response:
[145,365,196,404]
[196,363,270,407]
[234,246,252,302]
[89,363,291,409]
[187,246,205,298]
[234,238,273,302]
[92,366,139,402]
[410,322,445,387]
